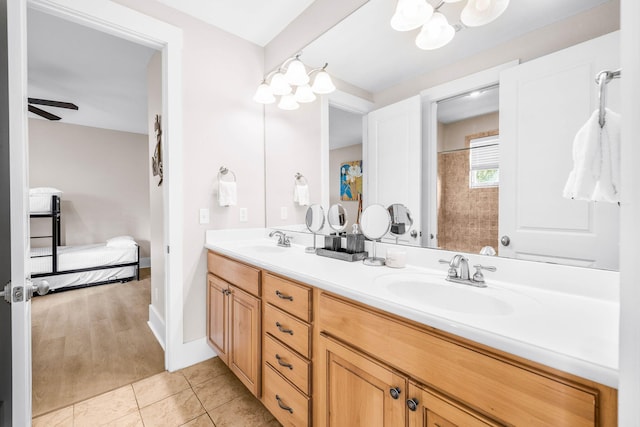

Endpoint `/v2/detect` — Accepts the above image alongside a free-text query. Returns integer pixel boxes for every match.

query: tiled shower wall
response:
[437,150,499,254]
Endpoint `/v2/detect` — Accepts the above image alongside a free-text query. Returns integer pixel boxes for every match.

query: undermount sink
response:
[374,273,530,316]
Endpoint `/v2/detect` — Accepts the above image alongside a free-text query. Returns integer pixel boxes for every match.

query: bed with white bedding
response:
[29,188,140,292]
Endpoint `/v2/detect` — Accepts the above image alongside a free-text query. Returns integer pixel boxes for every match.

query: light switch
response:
[280,206,288,220]
[239,207,248,222]
[199,208,210,224]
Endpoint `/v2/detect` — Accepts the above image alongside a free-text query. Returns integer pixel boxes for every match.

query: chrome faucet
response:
[438,254,495,288]
[269,230,291,247]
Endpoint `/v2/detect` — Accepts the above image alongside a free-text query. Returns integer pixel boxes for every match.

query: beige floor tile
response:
[139,388,205,427]
[132,371,190,408]
[32,405,74,427]
[103,410,144,427]
[179,357,230,387]
[192,372,250,412]
[208,395,276,427]
[73,385,138,427]
[180,413,215,426]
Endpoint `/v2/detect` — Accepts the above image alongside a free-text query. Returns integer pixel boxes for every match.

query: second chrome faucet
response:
[439,254,495,288]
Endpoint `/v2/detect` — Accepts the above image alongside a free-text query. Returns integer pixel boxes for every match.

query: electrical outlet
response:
[239,207,248,222]
[280,206,288,220]
[199,208,210,224]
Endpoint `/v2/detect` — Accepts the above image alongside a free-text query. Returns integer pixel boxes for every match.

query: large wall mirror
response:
[265,0,621,271]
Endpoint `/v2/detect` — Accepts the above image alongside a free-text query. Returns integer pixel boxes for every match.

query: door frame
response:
[419,60,518,249]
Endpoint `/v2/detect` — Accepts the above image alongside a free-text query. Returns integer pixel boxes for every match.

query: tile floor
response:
[32,357,282,427]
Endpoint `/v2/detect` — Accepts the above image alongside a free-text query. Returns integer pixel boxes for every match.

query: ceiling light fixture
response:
[253,54,336,109]
[392,0,510,51]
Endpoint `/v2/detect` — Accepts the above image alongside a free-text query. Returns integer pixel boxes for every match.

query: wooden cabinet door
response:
[229,285,261,397]
[321,335,406,427]
[207,274,229,365]
[407,381,502,427]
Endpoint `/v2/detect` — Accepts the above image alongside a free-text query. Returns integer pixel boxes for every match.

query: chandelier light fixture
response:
[253,53,336,110]
[391,0,510,50]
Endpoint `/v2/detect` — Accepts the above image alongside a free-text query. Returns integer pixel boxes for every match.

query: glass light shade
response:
[461,0,510,27]
[294,84,316,103]
[284,59,309,86]
[253,82,275,104]
[390,0,433,31]
[270,71,292,96]
[311,70,336,94]
[278,94,300,110]
[415,12,455,50]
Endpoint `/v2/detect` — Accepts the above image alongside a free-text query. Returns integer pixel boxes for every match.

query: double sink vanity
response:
[204,229,618,426]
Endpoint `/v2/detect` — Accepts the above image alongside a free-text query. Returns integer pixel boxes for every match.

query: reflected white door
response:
[499,32,620,269]
[365,95,421,245]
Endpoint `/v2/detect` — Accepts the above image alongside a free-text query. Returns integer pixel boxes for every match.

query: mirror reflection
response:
[388,203,414,240]
[266,0,620,271]
[327,203,348,232]
[304,204,325,254]
[360,204,392,266]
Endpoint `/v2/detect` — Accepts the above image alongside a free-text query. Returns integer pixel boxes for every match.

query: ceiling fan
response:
[28,97,78,121]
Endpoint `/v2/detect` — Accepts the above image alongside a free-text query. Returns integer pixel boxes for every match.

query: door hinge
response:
[167,245,170,254]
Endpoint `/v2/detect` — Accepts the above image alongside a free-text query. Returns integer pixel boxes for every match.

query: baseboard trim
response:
[147,304,166,350]
[140,257,151,268]
[169,337,217,371]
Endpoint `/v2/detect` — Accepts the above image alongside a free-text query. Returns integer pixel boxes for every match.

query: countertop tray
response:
[316,248,368,262]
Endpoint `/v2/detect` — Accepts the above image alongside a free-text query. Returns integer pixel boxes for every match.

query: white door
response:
[5,0,33,425]
[499,32,620,269]
[365,95,421,245]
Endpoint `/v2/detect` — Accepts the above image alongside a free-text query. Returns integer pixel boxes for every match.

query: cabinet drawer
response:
[264,334,310,395]
[264,303,311,358]
[319,292,598,426]
[263,363,310,427]
[263,273,311,322]
[207,251,260,296]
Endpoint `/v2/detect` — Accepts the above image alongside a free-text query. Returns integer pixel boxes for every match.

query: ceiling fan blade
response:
[28,97,78,110]
[28,105,61,121]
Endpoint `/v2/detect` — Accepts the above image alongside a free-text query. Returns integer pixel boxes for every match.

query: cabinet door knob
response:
[275,395,294,414]
[406,398,419,411]
[275,290,294,301]
[275,354,293,370]
[275,322,294,335]
[389,387,401,399]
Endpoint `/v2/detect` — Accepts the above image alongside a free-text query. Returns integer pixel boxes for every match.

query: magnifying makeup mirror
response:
[359,204,391,266]
[305,204,325,254]
[327,203,348,233]
[387,203,413,244]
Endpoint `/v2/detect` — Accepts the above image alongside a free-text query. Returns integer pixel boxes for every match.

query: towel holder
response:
[596,69,621,128]
[294,172,308,185]
[218,166,237,183]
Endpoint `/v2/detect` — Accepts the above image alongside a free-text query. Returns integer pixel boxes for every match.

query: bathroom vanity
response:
[205,231,618,426]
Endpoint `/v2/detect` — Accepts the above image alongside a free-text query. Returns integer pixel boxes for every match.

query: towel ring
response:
[294,172,308,185]
[218,166,237,183]
[596,69,621,128]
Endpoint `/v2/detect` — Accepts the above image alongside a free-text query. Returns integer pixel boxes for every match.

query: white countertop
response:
[205,229,619,388]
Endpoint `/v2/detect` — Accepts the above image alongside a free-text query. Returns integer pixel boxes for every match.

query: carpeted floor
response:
[31,268,165,417]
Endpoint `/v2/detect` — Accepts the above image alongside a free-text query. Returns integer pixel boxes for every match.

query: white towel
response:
[218,181,237,206]
[293,184,310,206]
[563,108,621,203]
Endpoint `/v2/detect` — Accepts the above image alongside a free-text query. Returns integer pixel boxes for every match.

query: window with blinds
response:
[469,135,499,188]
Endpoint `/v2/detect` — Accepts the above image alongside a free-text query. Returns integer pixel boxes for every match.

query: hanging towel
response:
[293,184,310,206]
[563,108,621,203]
[218,181,237,206]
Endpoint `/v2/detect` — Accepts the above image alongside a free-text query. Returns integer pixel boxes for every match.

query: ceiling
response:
[302,0,612,93]
[437,85,499,124]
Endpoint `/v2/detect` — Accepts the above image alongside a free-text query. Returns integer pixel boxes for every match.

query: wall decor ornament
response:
[340,160,363,201]
[152,114,163,186]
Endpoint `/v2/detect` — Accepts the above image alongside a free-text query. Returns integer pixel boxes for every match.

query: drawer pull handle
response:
[275,322,294,335]
[275,395,294,414]
[275,290,293,301]
[389,387,401,399]
[275,354,293,370]
[406,398,419,412]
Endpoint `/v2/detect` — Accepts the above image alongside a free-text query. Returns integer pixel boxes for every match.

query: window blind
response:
[469,136,499,171]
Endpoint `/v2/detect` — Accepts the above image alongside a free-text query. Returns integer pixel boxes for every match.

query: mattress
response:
[31,243,138,275]
[32,266,137,291]
[30,194,56,213]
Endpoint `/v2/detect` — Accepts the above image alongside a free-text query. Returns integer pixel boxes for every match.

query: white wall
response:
[440,112,499,152]
[147,51,165,325]
[28,119,150,257]
[329,143,362,227]
[113,0,265,342]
